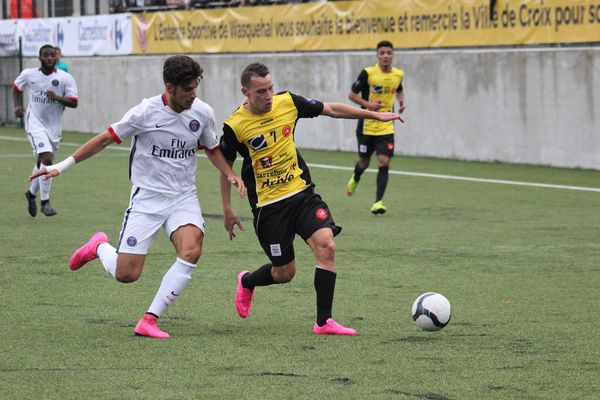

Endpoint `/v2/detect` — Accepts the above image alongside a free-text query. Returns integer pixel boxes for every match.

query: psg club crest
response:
[189,119,200,132]
[315,208,328,220]
[127,236,138,247]
[52,80,59,86]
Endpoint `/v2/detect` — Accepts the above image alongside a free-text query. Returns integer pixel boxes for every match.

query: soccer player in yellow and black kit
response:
[219,63,403,335]
[347,40,406,214]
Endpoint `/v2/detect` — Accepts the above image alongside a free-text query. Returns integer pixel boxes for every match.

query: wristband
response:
[46,156,76,174]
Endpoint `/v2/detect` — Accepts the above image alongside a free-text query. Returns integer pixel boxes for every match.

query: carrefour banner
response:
[0,19,18,56]
[1,13,132,56]
[132,0,600,54]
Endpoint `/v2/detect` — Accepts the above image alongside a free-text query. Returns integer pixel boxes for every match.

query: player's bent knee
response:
[318,240,336,260]
[178,247,201,264]
[115,271,140,283]
[115,263,143,283]
[272,267,295,283]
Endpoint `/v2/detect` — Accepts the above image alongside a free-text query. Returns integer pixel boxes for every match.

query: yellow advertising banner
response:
[132,0,600,54]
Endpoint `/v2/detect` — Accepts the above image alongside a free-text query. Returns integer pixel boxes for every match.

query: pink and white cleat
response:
[134,314,170,339]
[235,271,254,318]
[313,318,357,336]
[69,232,109,271]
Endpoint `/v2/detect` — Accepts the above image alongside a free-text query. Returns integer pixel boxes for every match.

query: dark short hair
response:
[163,55,203,86]
[376,40,394,50]
[39,44,56,56]
[241,63,270,87]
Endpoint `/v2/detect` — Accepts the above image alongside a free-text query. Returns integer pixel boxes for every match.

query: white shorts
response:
[27,130,59,155]
[116,187,205,255]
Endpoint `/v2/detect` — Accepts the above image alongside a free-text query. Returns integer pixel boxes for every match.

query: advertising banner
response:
[0,20,19,56]
[15,13,132,56]
[131,0,600,54]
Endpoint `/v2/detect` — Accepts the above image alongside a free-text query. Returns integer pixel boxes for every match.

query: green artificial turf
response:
[1,128,599,399]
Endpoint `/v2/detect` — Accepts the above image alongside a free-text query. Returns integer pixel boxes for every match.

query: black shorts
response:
[356,121,395,158]
[252,188,341,266]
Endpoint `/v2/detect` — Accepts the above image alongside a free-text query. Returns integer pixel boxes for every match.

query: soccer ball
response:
[412,292,451,331]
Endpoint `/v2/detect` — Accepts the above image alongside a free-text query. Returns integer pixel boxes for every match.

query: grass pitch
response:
[1,127,599,399]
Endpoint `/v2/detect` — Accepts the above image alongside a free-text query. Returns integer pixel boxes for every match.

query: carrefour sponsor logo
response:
[260,172,294,189]
[24,26,52,42]
[78,20,108,51]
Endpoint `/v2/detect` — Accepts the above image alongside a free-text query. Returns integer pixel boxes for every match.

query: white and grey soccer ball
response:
[412,292,451,331]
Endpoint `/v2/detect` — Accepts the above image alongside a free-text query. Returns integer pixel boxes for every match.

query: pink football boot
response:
[69,232,109,271]
[313,318,357,336]
[235,271,254,318]
[134,314,170,339]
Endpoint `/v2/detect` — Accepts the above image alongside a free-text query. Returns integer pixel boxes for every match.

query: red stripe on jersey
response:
[108,126,121,144]
[12,83,22,92]
[68,96,78,101]
[199,144,220,153]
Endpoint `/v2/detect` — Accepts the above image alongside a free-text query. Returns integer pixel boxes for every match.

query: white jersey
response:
[108,93,219,195]
[13,67,78,142]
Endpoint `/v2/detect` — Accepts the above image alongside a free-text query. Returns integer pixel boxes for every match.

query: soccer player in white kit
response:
[13,44,78,217]
[30,55,245,339]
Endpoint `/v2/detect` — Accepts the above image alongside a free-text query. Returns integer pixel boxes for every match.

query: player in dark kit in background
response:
[346,40,406,215]
[219,62,403,335]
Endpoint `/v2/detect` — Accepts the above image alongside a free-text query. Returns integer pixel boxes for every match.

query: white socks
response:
[95,247,196,318]
[147,258,196,317]
[38,164,52,201]
[97,243,118,278]
[28,165,40,196]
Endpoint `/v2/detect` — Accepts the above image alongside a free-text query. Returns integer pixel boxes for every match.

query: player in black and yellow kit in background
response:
[220,63,403,335]
[347,40,406,214]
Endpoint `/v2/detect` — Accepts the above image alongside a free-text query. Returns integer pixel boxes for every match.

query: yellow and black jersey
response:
[351,64,404,136]
[220,91,324,209]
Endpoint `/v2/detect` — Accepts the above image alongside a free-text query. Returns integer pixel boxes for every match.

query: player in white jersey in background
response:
[30,55,246,339]
[13,44,78,217]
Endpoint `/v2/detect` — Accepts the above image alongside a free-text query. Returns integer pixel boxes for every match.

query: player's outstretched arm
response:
[28,131,115,181]
[218,166,244,240]
[321,102,404,123]
[205,148,245,199]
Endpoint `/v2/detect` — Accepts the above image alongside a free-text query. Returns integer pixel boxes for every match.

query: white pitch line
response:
[2,135,599,193]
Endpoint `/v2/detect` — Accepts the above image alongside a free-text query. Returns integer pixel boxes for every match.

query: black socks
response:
[314,268,336,326]
[242,263,276,290]
[376,166,389,202]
